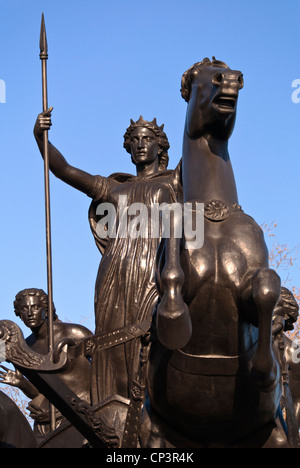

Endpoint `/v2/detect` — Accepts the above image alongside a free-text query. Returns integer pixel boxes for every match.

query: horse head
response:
[181,57,243,141]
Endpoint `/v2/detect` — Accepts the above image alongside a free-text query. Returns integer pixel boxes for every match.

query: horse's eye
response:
[238,74,244,89]
[212,73,223,86]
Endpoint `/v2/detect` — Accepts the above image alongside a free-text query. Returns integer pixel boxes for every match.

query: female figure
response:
[0,288,92,446]
[34,113,181,404]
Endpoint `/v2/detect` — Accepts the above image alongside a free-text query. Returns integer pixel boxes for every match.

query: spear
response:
[39,13,56,431]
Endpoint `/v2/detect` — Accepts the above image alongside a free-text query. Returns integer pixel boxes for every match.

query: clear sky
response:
[0,0,299,338]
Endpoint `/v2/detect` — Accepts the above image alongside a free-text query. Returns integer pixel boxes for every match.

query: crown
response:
[130,115,165,132]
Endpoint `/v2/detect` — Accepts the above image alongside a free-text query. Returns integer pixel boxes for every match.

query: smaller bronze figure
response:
[0,288,93,447]
[272,287,300,447]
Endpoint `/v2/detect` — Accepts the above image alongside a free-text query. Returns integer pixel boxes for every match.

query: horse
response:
[0,390,37,448]
[144,58,290,448]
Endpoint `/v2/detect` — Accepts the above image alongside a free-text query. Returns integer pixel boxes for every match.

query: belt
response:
[68,319,151,360]
[169,345,256,376]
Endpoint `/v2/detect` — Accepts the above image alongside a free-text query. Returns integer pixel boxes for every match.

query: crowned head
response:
[123,116,169,170]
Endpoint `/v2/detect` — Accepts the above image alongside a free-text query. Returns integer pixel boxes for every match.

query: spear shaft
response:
[40,13,56,431]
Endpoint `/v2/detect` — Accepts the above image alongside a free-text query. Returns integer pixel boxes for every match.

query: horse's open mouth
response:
[212,96,236,113]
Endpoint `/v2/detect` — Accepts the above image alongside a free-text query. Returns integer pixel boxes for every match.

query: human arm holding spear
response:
[34,108,102,198]
[36,13,107,431]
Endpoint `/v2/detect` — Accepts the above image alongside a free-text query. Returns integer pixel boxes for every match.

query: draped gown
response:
[87,166,181,405]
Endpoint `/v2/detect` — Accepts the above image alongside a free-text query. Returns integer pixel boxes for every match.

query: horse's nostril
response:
[238,74,244,89]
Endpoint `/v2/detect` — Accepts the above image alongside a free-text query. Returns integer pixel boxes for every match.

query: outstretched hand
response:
[0,365,25,388]
[34,106,53,138]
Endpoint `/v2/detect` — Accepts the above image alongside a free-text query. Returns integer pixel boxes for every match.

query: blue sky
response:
[0,0,299,337]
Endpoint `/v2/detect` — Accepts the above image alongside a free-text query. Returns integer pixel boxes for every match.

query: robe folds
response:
[88,166,181,404]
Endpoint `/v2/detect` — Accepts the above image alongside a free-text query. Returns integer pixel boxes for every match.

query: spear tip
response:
[40,12,48,58]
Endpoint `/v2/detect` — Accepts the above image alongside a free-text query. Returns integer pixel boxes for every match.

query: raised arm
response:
[34,108,100,197]
[0,365,39,400]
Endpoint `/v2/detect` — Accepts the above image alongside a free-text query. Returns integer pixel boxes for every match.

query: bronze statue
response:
[145,58,296,448]
[0,288,92,447]
[33,113,181,408]
[272,287,300,446]
[0,13,299,447]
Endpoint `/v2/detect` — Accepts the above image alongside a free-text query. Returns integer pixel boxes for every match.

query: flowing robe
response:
[87,166,181,404]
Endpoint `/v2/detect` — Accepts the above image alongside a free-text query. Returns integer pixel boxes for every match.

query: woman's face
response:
[129,127,160,167]
[18,295,46,329]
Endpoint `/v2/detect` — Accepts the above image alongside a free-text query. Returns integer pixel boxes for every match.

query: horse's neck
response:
[182,131,239,205]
